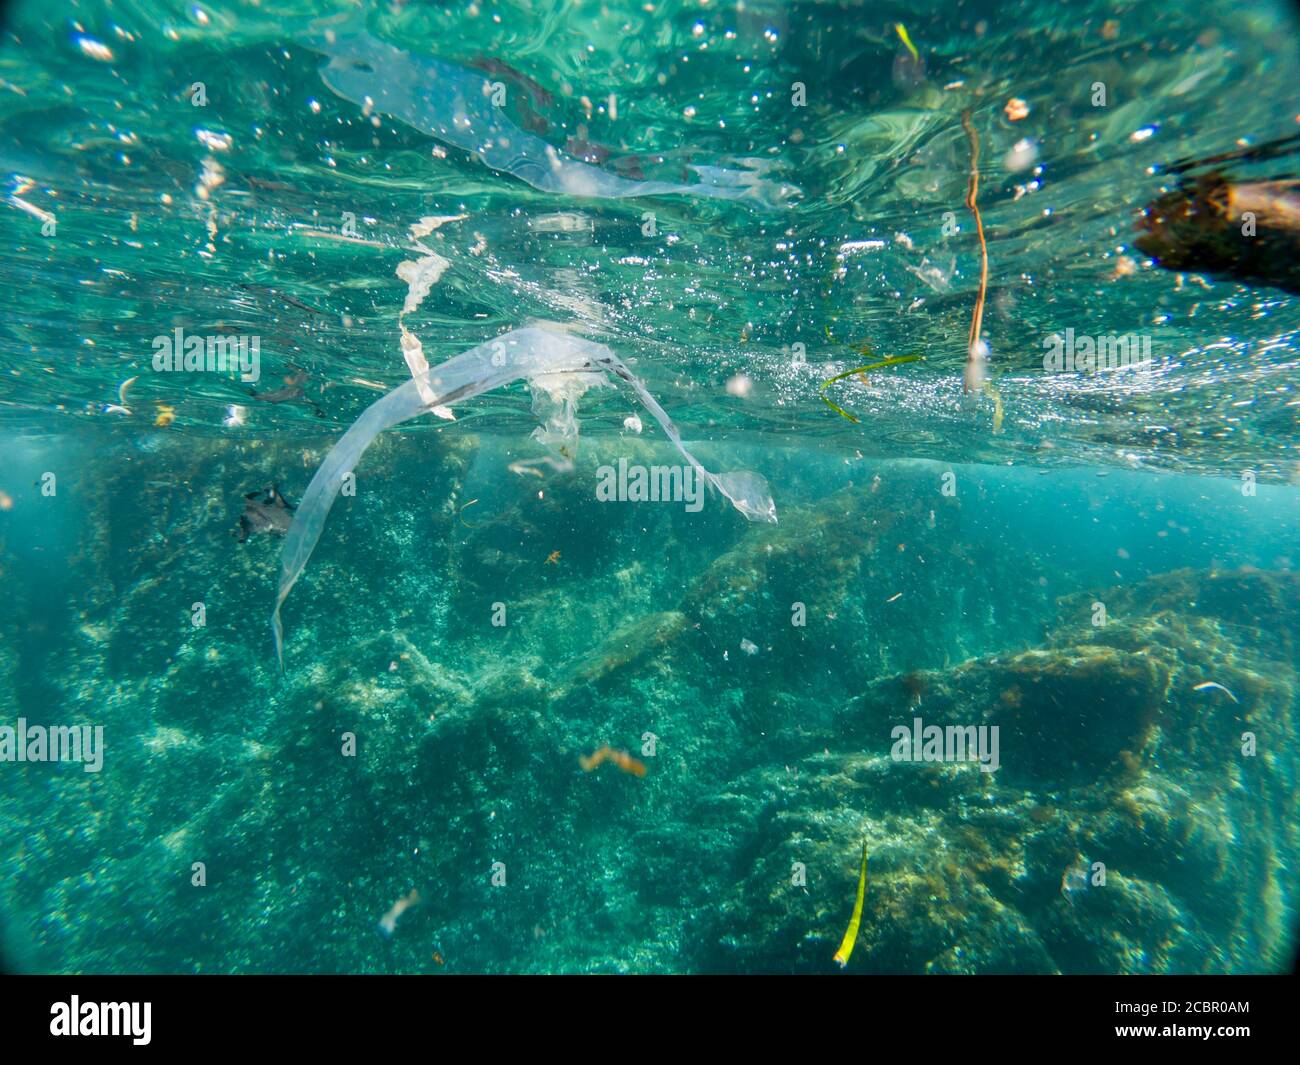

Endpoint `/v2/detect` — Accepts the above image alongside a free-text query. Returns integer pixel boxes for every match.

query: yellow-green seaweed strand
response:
[820,355,922,422]
[833,843,869,968]
[820,394,860,424]
[821,354,921,389]
[895,23,920,63]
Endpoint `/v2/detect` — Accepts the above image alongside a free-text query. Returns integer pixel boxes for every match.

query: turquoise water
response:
[0,0,1297,974]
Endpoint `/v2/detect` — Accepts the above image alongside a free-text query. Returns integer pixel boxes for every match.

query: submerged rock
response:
[3,427,1294,975]
[704,568,1298,973]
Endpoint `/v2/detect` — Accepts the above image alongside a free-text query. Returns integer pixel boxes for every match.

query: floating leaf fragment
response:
[894,23,920,63]
[833,843,869,969]
[982,379,1004,433]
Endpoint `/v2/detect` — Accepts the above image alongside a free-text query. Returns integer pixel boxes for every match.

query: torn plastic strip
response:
[272,324,776,669]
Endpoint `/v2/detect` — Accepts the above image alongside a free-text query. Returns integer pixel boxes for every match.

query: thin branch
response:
[961,108,989,394]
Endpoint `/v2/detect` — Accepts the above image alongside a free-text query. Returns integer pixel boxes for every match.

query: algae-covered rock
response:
[2,418,1295,976]
[552,610,687,697]
[704,568,1298,974]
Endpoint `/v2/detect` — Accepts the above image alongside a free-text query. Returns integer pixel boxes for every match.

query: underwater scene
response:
[0,0,1297,977]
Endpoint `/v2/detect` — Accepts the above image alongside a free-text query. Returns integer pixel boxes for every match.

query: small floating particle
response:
[76,36,114,62]
[377,888,421,937]
[195,156,224,201]
[740,638,759,655]
[1004,97,1029,122]
[397,253,452,317]
[196,129,233,152]
[1060,855,1093,902]
[726,374,753,398]
[1003,137,1038,172]
[408,214,468,239]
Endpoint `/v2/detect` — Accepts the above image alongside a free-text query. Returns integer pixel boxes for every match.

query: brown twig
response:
[961,108,989,394]
[579,745,647,777]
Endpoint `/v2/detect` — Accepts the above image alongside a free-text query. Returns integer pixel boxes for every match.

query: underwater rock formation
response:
[1,425,1293,974]
[705,568,1298,973]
